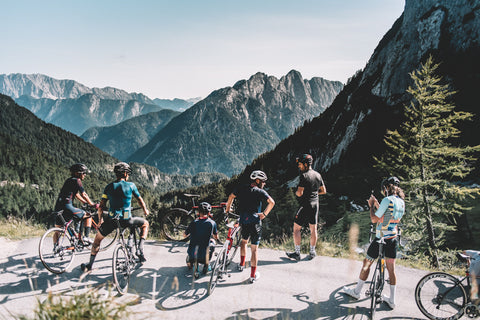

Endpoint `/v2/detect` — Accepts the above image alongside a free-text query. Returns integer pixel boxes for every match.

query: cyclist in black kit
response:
[225,170,275,283]
[286,154,326,261]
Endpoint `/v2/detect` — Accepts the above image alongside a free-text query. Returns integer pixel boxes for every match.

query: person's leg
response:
[250,244,258,278]
[82,232,104,271]
[308,223,317,257]
[239,239,248,267]
[83,217,92,238]
[293,222,302,250]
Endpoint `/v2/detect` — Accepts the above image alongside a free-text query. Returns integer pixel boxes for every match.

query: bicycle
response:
[208,211,241,295]
[111,209,144,295]
[162,194,227,241]
[38,205,115,274]
[415,252,480,320]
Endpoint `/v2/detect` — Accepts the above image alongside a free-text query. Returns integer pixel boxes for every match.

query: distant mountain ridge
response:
[0,73,197,135]
[129,70,343,176]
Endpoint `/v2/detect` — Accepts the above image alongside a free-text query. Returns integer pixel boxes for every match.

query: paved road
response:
[0,237,429,319]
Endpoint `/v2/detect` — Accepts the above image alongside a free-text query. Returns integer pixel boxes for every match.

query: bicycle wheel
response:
[208,244,227,295]
[415,272,467,320]
[162,208,193,241]
[39,227,75,274]
[368,263,381,320]
[112,245,130,295]
[226,226,241,266]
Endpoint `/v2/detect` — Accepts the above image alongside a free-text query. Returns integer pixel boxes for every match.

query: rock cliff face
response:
[129,70,343,176]
[242,0,480,195]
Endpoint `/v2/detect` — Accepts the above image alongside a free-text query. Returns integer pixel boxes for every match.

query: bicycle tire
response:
[226,226,241,266]
[415,272,467,320]
[112,245,130,295]
[162,208,194,241]
[369,262,380,320]
[39,227,75,274]
[98,227,119,251]
[208,243,227,295]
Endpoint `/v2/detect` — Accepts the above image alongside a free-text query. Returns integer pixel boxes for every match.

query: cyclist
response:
[184,202,219,274]
[225,170,275,283]
[286,154,326,261]
[54,163,97,244]
[342,176,405,310]
[81,162,149,272]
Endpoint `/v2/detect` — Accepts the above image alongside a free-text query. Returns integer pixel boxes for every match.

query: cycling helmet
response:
[114,162,132,175]
[381,176,400,189]
[250,170,268,181]
[69,163,89,174]
[198,202,212,214]
[296,154,313,165]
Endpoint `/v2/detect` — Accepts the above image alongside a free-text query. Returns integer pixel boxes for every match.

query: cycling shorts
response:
[240,222,262,245]
[294,203,319,226]
[54,203,85,225]
[99,216,146,237]
[366,237,398,260]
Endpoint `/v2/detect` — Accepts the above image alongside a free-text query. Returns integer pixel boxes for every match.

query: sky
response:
[1,0,405,100]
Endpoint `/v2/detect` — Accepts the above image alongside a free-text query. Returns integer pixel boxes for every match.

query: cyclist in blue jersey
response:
[286,154,326,261]
[81,162,149,272]
[342,176,405,310]
[54,163,98,244]
[184,202,218,274]
[225,170,275,283]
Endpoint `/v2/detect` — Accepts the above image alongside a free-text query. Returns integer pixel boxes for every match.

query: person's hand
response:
[144,209,150,217]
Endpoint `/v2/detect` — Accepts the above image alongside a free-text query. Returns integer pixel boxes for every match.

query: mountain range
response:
[0,73,197,135]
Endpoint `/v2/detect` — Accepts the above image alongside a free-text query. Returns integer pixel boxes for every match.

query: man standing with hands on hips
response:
[286,154,326,261]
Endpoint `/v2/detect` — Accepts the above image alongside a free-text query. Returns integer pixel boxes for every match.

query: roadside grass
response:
[13,286,135,320]
[0,215,45,240]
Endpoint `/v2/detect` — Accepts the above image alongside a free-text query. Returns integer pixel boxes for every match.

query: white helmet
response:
[250,170,267,181]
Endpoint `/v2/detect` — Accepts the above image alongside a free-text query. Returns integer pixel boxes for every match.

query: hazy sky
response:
[1,1,404,99]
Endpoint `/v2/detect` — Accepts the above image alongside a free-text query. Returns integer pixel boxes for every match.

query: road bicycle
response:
[208,211,241,295]
[365,224,401,319]
[111,209,144,295]
[38,205,115,274]
[415,252,480,320]
[162,193,227,241]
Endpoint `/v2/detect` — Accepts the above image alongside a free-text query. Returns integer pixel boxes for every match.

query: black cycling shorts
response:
[294,203,319,226]
[99,216,146,237]
[366,237,398,260]
[54,203,85,226]
[240,222,262,245]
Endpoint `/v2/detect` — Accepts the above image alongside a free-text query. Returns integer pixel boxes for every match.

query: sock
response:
[84,227,91,237]
[355,279,365,294]
[310,245,315,253]
[295,245,301,254]
[88,254,96,267]
[250,266,257,278]
[240,255,246,266]
[390,284,396,302]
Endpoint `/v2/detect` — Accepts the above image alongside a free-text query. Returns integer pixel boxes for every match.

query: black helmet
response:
[250,170,268,181]
[70,163,89,174]
[198,202,211,214]
[296,154,313,165]
[381,176,400,189]
[114,162,132,175]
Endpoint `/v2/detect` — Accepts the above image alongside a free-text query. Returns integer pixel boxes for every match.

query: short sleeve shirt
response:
[374,195,405,237]
[233,184,271,224]
[102,180,141,219]
[298,169,324,205]
[186,217,218,258]
[56,177,85,205]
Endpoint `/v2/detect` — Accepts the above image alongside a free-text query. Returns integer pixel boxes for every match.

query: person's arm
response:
[136,196,149,216]
[77,191,95,206]
[318,185,326,195]
[295,187,304,197]
[260,197,275,220]
[225,193,236,213]
[370,197,389,223]
[98,198,107,223]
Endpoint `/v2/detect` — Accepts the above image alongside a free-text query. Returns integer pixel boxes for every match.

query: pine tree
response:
[374,56,480,268]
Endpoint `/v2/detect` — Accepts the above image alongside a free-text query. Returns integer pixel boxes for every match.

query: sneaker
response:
[342,286,360,300]
[307,252,317,260]
[382,295,395,309]
[202,264,212,274]
[249,272,260,283]
[238,264,245,272]
[137,254,147,263]
[286,251,301,261]
[80,263,92,272]
[82,237,92,245]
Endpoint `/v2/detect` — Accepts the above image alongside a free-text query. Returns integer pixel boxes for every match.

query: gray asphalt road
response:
[0,237,429,319]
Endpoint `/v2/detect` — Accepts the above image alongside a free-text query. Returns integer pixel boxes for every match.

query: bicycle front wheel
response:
[162,209,193,241]
[226,227,241,266]
[208,244,227,296]
[39,227,75,274]
[112,245,130,295]
[368,261,382,320]
[415,272,467,320]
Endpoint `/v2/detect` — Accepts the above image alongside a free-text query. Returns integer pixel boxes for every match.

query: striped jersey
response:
[375,195,405,238]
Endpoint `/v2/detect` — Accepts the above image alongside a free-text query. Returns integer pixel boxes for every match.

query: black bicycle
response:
[162,194,227,241]
[415,252,480,320]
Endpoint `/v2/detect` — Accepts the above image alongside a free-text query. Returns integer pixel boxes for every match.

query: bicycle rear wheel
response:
[368,263,381,319]
[112,245,130,295]
[208,244,227,295]
[226,227,241,266]
[415,272,467,320]
[162,209,193,241]
[39,227,76,274]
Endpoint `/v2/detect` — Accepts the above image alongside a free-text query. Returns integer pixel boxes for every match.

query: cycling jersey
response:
[233,184,271,224]
[102,180,140,219]
[54,177,86,222]
[374,195,405,238]
[298,169,324,205]
[186,217,218,261]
